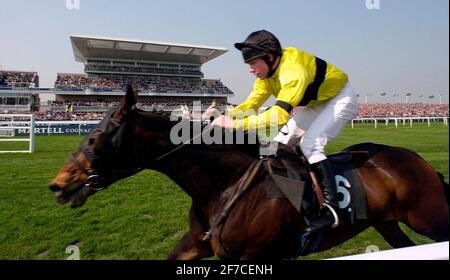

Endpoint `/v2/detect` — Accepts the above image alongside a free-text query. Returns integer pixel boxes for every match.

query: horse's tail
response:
[436,172,449,205]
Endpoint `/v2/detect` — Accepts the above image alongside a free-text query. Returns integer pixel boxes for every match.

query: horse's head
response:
[49,85,141,208]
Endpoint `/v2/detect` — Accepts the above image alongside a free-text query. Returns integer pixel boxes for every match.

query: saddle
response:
[260,144,370,257]
[264,144,368,225]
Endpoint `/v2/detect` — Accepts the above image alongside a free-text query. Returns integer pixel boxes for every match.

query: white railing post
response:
[351,117,449,129]
[0,114,35,153]
[29,114,35,153]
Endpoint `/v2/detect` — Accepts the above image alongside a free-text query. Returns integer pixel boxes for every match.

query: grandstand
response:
[0,70,39,88]
[0,71,40,112]
[1,36,447,122]
[52,35,233,112]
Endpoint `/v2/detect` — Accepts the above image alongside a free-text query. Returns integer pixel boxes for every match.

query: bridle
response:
[68,108,141,193]
[69,112,215,193]
[70,153,105,192]
[70,140,142,193]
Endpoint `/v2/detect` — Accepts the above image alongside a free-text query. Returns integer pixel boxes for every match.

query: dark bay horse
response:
[49,87,449,260]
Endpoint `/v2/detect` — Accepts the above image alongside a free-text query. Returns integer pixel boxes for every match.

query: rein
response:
[154,122,213,162]
[202,159,264,241]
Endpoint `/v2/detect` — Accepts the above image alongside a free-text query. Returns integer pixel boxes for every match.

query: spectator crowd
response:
[85,65,202,77]
[54,74,233,94]
[2,102,447,122]
[0,71,38,88]
[356,103,449,118]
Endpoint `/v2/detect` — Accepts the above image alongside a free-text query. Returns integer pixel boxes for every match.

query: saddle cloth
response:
[264,148,368,226]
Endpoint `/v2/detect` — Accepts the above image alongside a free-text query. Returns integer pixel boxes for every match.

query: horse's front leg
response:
[167,231,213,260]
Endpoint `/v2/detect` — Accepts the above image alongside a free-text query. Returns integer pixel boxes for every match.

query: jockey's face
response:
[247,56,270,80]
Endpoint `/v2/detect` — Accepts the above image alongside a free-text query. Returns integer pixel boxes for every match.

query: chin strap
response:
[263,54,280,78]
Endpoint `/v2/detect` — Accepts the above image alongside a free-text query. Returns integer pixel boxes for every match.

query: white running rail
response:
[327,242,449,260]
[0,114,35,153]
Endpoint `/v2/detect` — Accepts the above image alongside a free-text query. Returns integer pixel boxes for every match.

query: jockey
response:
[212,30,358,233]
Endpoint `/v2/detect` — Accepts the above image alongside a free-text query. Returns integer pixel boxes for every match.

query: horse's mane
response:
[137,110,261,158]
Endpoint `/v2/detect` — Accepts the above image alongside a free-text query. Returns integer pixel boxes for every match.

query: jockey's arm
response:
[227,82,271,120]
[234,68,309,132]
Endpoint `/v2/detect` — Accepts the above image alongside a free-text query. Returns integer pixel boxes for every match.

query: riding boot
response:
[304,159,340,233]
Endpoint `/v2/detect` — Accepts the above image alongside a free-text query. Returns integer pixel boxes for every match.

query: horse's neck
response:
[157,147,255,202]
[133,114,257,202]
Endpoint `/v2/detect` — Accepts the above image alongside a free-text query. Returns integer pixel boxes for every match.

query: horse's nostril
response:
[49,184,62,193]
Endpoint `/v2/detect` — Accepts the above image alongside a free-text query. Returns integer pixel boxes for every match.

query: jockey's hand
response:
[201,104,221,121]
[211,115,235,129]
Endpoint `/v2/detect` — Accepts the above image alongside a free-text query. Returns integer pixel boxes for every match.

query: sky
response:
[0,0,448,105]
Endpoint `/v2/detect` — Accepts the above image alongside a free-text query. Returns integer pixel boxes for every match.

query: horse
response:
[49,86,449,260]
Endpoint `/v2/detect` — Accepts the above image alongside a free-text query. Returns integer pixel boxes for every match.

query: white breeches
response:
[273,83,358,164]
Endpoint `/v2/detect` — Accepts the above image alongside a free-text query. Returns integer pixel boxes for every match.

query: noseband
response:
[69,107,141,193]
[70,153,109,192]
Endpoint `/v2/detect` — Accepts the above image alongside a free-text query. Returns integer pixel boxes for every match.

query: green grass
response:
[0,123,448,260]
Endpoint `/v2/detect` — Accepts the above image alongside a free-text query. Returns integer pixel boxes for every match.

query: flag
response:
[380,92,386,96]
[406,93,412,96]
[429,95,435,99]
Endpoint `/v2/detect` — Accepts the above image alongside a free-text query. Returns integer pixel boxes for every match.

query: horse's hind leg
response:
[167,232,213,260]
[373,221,416,248]
[406,212,449,242]
[402,187,449,242]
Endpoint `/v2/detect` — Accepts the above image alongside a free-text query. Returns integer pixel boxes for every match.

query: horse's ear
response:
[122,84,137,109]
[114,85,138,122]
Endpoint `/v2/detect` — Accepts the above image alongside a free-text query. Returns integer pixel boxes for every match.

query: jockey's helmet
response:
[234,30,282,63]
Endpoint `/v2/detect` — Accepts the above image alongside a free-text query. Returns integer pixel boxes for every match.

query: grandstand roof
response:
[71,35,228,65]
[0,70,37,74]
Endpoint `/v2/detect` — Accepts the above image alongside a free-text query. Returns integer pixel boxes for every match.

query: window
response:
[181,65,199,70]
[160,64,179,69]
[6,98,16,105]
[112,61,135,67]
[137,62,157,68]
[87,60,111,65]
[19,98,30,105]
